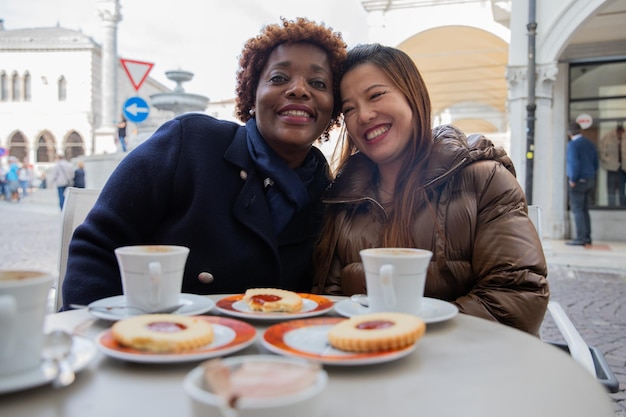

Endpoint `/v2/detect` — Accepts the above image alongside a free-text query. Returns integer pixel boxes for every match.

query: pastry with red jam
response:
[327,312,425,352]
[111,314,214,353]
[243,288,303,313]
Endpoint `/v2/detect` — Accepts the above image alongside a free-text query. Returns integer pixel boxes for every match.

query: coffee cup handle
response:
[148,262,162,307]
[0,295,17,358]
[380,264,396,308]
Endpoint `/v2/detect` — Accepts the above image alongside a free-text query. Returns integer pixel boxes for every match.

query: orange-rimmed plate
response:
[96,316,256,363]
[215,293,334,321]
[261,317,419,366]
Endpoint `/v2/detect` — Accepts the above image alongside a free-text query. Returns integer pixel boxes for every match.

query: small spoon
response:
[70,303,185,315]
[42,330,75,388]
[350,293,369,307]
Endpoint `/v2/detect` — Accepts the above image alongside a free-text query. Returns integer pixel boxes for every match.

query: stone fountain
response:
[150,70,209,115]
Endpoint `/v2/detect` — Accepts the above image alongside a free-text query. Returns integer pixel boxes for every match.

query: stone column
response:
[94,0,121,154]
[506,62,564,239]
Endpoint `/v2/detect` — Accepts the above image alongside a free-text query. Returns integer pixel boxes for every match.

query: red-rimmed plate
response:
[214,293,334,321]
[96,316,256,363]
[261,317,419,366]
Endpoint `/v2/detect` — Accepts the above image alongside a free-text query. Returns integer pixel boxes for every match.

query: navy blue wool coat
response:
[62,114,331,309]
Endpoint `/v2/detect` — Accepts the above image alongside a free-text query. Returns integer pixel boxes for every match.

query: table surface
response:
[0,295,616,417]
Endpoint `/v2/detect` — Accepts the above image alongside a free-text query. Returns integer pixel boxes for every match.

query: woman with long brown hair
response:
[313,44,548,335]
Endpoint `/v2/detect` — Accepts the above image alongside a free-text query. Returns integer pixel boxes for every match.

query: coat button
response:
[198,272,214,284]
[240,170,248,180]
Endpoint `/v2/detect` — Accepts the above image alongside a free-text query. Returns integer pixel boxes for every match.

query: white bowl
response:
[184,354,328,417]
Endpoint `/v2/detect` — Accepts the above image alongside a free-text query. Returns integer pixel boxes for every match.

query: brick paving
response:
[1,189,624,415]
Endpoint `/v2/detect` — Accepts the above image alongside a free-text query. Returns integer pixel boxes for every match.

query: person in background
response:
[598,123,625,206]
[117,116,128,152]
[312,44,548,335]
[73,160,85,188]
[0,161,6,200]
[62,17,347,310]
[566,121,598,245]
[4,156,20,202]
[50,154,75,209]
[18,158,33,197]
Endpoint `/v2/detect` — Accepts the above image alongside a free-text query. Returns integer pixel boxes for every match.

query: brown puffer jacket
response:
[313,125,549,335]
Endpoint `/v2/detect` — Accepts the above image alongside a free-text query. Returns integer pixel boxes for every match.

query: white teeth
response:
[281,110,311,118]
[366,125,389,140]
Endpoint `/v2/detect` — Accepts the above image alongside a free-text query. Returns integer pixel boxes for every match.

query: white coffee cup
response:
[114,245,189,313]
[184,355,328,417]
[360,248,433,315]
[0,270,54,376]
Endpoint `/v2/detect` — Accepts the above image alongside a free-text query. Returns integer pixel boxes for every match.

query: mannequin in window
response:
[599,123,626,206]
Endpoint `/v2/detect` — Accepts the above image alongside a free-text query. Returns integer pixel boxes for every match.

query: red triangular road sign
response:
[120,58,154,91]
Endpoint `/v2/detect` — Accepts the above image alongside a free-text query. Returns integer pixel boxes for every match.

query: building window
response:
[23,72,31,101]
[58,76,67,101]
[0,72,7,101]
[11,72,20,101]
[569,60,626,209]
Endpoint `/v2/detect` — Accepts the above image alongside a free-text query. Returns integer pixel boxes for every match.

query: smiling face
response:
[254,43,334,168]
[340,62,414,171]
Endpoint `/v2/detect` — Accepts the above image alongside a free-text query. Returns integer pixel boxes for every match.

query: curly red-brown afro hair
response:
[235,17,347,134]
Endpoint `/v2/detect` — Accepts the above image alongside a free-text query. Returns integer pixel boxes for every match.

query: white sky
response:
[0,0,369,101]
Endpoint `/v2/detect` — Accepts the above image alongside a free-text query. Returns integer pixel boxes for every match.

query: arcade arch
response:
[398,25,508,134]
[65,131,85,160]
[36,131,56,163]
[7,131,28,161]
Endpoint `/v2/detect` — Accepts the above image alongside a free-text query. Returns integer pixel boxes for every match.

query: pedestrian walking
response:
[117,115,127,152]
[73,160,85,188]
[50,154,75,209]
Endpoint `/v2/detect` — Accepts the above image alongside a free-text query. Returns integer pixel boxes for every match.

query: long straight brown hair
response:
[333,44,434,247]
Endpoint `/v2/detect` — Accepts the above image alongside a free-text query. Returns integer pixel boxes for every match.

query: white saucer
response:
[0,335,97,395]
[87,293,215,321]
[334,297,459,324]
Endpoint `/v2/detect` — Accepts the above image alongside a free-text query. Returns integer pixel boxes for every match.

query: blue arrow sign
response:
[123,96,150,123]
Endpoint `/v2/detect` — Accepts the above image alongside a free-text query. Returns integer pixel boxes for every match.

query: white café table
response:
[0,295,616,417]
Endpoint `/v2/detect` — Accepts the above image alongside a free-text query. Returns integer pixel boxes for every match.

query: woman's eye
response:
[269,75,288,84]
[310,80,327,90]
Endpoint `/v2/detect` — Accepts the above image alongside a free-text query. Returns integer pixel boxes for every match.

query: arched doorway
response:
[65,131,85,159]
[7,131,28,161]
[36,131,56,163]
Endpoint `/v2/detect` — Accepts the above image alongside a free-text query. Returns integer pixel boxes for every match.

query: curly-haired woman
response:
[62,17,347,309]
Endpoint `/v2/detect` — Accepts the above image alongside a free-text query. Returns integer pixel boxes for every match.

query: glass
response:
[569,60,626,208]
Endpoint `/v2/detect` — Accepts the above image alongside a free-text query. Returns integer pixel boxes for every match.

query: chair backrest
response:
[528,204,542,238]
[55,187,100,311]
[529,205,618,392]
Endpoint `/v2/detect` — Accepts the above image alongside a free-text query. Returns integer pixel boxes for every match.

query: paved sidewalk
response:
[1,189,624,415]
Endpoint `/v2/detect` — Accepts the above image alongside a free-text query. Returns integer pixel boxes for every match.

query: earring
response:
[249,108,255,116]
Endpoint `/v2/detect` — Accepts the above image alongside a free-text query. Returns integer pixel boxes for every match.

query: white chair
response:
[527,204,542,239]
[529,205,618,392]
[54,187,100,312]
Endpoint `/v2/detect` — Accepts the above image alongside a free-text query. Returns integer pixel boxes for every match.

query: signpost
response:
[120,58,154,124]
[120,59,154,91]
[123,97,150,123]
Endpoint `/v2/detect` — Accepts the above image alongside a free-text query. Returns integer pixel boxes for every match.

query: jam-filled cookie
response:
[243,288,303,313]
[327,312,425,352]
[111,314,214,353]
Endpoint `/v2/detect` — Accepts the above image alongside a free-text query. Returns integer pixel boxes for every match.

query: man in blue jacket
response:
[566,122,598,245]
